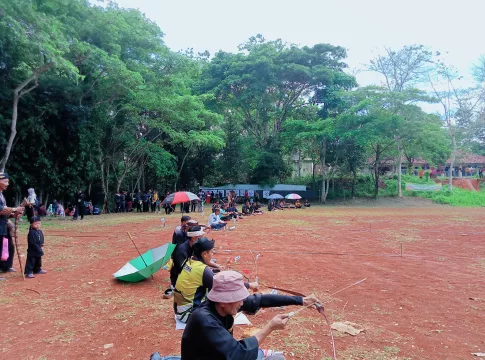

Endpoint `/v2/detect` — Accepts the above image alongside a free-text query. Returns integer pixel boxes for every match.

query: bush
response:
[408,187,485,207]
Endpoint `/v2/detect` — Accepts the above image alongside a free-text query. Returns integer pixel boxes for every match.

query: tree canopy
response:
[0,0,481,205]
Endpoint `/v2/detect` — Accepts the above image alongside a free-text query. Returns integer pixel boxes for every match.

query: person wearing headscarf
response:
[0,173,24,277]
[25,188,37,221]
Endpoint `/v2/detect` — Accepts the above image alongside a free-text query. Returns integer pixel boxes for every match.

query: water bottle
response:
[260,349,283,358]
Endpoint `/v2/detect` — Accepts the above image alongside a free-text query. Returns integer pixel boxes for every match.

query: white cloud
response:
[111,0,484,89]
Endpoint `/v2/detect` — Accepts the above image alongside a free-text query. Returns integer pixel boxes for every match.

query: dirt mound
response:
[445,178,480,191]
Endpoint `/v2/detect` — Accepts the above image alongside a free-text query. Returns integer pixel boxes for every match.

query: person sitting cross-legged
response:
[208,208,226,230]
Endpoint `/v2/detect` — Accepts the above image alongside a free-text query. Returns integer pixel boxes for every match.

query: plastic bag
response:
[1,237,8,261]
[149,353,181,360]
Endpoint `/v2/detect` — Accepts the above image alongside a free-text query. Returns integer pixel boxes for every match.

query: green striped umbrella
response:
[113,243,176,282]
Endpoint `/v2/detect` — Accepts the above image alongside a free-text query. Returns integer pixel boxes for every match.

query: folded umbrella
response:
[113,243,176,283]
[285,193,302,200]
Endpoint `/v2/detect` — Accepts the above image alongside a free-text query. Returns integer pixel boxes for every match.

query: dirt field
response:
[1,199,484,360]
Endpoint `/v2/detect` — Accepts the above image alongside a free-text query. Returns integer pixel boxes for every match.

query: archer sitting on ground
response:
[304,199,310,207]
[174,237,251,322]
[295,200,302,209]
[172,215,191,246]
[242,201,254,215]
[251,202,264,215]
[227,203,243,219]
[208,208,227,230]
[170,226,208,287]
[181,271,319,360]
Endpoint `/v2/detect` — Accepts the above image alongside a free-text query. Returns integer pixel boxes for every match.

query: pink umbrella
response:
[285,193,302,200]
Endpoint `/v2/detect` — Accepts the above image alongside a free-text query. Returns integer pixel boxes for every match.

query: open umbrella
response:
[268,193,284,199]
[162,191,200,205]
[285,193,302,200]
[113,243,176,282]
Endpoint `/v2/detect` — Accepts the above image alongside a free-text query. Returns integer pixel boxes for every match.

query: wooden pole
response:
[127,232,154,280]
[14,216,25,280]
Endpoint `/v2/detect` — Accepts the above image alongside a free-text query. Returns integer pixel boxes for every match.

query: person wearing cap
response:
[25,216,47,278]
[208,208,226,230]
[0,173,24,277]
[181,271,319,360]
[172,216,192,246]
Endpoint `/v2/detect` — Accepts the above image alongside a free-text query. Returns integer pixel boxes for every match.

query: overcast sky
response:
[111,0,483,87]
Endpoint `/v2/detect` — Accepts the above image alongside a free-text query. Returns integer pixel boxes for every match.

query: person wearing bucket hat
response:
[181,270,320,360]
[0,173,24,277]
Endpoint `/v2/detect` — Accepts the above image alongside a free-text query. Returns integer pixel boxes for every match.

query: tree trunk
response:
[397,142,403,198]
[373,144,381,199]
[0,62,54,172]
[0,94,19,172]
[449,133,457,191]
[99,150,110,202]
[320,139,327,203]
[116,161,129,192]
[297,149,302,178]
[351,169,356,199]
[174,144,193,192]
[44,193,49,206]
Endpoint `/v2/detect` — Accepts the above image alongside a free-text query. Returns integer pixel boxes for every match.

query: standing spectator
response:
[210,191,215,203]
[126,192,133,212]
[151,190,158,212]
[419,168,424,179]
[114,191,121,213]
[25,188,38,221]
[24,216,47,278]
[142,190,150,212]
[0,172,24,277]
[135,190,142,212]
[73,190,85,220]
[120,191,126,212]
[191,200,197,212]
[479,167,483,179]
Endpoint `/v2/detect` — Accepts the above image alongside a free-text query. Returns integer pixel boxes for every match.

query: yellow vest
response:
[174,259,208,322]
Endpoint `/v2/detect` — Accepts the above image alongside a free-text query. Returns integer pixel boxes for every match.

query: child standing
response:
[25,216,47,278]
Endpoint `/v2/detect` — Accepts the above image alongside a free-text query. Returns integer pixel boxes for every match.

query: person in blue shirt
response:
[208,208,226,230]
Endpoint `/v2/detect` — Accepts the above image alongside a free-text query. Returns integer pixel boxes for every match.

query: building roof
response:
[448,151,485,165]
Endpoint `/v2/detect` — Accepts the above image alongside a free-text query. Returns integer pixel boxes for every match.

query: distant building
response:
[367,151,485,177]
[289,153,322,177]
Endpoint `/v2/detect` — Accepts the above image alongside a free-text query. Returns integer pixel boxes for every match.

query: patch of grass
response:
[338,346,411,360]
[407,187,485,207]
[43,330,76,344]
[114,310,136,320]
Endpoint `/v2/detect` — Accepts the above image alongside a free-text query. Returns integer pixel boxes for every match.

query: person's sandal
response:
[162,288,173,299]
